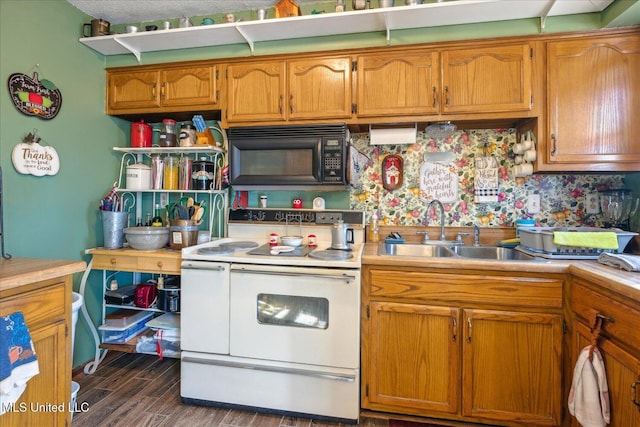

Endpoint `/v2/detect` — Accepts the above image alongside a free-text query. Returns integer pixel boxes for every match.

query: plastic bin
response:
[99,311,153,343]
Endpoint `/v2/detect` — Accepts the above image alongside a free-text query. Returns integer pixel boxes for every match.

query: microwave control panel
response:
[321,138,345,182]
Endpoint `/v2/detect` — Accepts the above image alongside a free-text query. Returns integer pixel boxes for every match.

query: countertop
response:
[362,242,640,302]
[0,257,87,295]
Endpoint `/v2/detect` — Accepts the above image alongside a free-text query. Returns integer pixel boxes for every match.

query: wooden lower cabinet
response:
[0,277,72,427]
[362,266,564,426]
[569,275,640,427]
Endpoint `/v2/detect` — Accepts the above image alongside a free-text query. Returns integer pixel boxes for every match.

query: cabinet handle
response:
[289,94,294,114]
[157,261,163,269]
[444,86,450,107]
[432,86,437,108]
[466,317,472,343]
[632,380,640,408]
[451,316,457,342]
[110,258,117,265]
[279,95,283,114]
[161,82,166,100]
[152,83,157,100]
[550,133,557,156]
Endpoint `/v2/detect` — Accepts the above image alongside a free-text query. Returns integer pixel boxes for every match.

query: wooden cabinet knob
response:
[157,261,163,268]
[110,258,117,265]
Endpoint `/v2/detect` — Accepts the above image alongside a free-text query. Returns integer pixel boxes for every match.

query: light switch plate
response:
[527,194,541,214]
[585,193,599,214]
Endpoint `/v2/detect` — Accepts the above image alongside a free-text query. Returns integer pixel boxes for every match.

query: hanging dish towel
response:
[0,311,39,414]
[568,346,610,427]
[474,156,499,203]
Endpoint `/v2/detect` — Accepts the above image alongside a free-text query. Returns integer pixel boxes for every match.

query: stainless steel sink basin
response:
[378,243,537,261]
[450,245,536,261]
[378,243,455,257]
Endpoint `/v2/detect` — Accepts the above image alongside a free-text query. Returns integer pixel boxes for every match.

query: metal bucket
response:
[169,219,199,249]
[101,210,129,249]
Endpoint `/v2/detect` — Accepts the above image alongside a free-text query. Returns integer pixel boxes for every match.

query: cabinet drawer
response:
[367,269,562,309]
[137,256,180,274]
[571,279,640,354]
[93,254,138,271]
[0,282,66,326]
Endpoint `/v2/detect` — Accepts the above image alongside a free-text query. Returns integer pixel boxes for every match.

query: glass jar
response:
[179,123,197,147]
[163,156,179,190]
[159,119,177,147]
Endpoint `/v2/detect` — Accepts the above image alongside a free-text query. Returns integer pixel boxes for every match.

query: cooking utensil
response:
[331,220,354,250]
[170,203,190,220]
[270,245,295,255]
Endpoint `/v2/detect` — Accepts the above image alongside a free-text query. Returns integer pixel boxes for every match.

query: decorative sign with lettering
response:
[419,152,458,203]
[7,72,62,120]
[11,132,60,176]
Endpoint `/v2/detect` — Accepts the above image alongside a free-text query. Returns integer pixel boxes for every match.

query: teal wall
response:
[0,0,128,368]
[1,0,637,371]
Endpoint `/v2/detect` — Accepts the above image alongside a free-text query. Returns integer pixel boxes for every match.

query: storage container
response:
[99,310,153,343]
[519,226,637,255]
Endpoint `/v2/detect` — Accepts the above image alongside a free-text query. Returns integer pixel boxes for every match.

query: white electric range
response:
[180,208,364,424]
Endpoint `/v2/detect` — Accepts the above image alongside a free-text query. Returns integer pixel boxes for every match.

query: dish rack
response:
[517,227,638,259]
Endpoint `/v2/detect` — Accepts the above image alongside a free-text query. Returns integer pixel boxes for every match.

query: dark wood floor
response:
[72,351,390,427]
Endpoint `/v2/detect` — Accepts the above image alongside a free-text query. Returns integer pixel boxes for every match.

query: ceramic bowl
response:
[280,236,303,247]
[124,227,169,250]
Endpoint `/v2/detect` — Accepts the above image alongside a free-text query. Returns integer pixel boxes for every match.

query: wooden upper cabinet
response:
[106,63,218,116]
[543,33,640,171]
[287,57,352,120]
[107,69,161,112]
[226,61,286,123]
[356,51,440,117]
[160,65,218,108]
[442,43,533,114]
[225,56,352,124]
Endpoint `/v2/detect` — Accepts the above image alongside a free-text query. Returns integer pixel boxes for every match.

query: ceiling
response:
[66,0,329,24]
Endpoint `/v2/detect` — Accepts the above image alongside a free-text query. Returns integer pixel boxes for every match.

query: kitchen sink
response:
[449,245,536,261]
[378,243,537,261]
[379,243,455,257]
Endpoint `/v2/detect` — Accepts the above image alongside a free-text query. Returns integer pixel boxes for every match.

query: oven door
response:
[229,264,360,368]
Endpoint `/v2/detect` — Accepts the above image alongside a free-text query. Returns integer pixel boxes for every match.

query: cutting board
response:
[274,0,302,17]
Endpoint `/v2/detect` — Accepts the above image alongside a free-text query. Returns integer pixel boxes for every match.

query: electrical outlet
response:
[527,194,541,214]
[585,193,600,214]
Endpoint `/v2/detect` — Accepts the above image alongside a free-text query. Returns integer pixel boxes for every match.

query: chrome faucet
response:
[473,224,480,246]
[428,199,446,241]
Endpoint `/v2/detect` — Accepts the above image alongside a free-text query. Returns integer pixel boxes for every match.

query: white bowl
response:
[280,236,303,247]
[124,227,169,250]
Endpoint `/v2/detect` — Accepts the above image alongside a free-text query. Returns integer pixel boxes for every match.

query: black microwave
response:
[228,124,349,190]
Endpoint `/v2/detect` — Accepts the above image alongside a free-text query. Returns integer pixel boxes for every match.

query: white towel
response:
[568,346,610,427]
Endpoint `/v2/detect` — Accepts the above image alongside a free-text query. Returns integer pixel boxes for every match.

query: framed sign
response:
[7,72,62,120]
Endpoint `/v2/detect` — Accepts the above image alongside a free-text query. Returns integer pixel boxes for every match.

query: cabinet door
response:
[545,34,640,171]
[364,301,460,414]
[442,44,533,114]
[288,57,352,120]
[160,65,218,108]
[1,321,69,427]
[462,309,562,426]
[356,51,440,117]
[572,322,640,427]
[226,61,286,123]
[107,70,161,112]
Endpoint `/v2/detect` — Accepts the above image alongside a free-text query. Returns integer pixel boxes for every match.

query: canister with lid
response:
[179,122,197,147]
[192,157,215,190]
[159,119,177,147]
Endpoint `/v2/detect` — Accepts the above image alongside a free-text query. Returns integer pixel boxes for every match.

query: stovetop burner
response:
[308,250,354,261]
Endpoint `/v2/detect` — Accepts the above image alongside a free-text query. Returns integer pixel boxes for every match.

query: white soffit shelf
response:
[79,0,616,58]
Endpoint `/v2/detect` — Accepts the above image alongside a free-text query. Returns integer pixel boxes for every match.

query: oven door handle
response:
[182,356,356,382]
[231,268,356,283]
[181,261,226,271]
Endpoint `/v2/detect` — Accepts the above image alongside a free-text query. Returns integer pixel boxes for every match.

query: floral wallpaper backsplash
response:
[348,129,629,229]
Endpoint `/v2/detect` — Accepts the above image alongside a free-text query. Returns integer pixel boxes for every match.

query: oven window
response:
[257,294,328,329]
